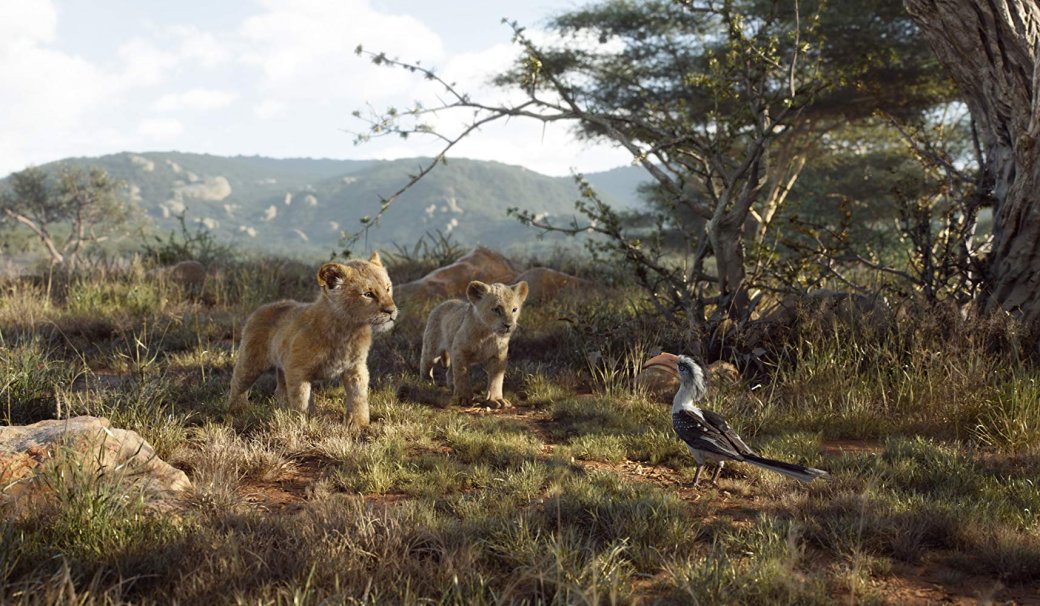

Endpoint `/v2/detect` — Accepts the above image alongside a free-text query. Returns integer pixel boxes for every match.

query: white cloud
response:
[0,0,128,174]
[0,0,628,178]
[441,42,519,95]
[254,99,284,119]
[117,37,179,86]
[138,118,184,139]
[238,0,444,101]
[154,88,237,111]
[356,35,632,176]
[169,26,231,68]
[0,1,57,51]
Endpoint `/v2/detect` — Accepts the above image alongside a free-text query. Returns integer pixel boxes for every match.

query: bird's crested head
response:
[676,355,707,403]
[676,355,703,381]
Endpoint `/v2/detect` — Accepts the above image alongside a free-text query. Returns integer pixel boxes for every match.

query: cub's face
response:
[467,280,529,336]
[317,252,398,331]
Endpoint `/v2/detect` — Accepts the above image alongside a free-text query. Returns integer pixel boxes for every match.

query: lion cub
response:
[420,280,528,408]
[228,252,397,425]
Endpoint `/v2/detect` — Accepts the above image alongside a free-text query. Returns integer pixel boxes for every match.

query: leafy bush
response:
[380,229,466,283]
[141,211,236,266]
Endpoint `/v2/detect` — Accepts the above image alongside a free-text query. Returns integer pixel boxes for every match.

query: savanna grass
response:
[2,254,1040,603]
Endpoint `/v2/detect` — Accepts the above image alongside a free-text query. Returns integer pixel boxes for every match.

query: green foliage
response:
[0,337,77,424]
[141,211,236,266]
[973,374,1040,453]
[66,278,166,317]
[666,516,830,606]
[499,0,966,326]
[0,165,134,268]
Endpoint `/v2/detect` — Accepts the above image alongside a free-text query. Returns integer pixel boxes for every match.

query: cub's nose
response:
[383,306,399,320]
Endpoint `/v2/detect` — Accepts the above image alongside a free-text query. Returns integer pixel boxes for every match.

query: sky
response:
[0,0,631,178]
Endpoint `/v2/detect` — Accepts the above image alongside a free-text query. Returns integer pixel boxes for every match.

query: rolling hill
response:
[19,152,650,256]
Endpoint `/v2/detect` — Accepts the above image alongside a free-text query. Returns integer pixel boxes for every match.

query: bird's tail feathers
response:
[744,454,830,483]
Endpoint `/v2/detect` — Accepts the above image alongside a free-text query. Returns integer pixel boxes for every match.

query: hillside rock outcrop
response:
[0,416,190,509]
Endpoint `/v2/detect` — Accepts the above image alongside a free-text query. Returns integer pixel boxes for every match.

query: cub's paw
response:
[227,396,248,414]
[454,394,473,407]
[483,397,513,410]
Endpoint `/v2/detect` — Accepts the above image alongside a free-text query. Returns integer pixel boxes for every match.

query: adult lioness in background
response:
[420,280,528,408]
[228,252,397,426]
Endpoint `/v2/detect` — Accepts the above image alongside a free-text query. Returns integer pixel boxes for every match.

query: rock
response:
[394,248,591,303]
[168,260,205,287]
[756,290,890,328]
[513,267,590,301]
[635,353,742,404]
[395,247,521,301]
[706,360,741,387]
[0,416,190,509]
[632,351,682,403]
[151,260,206,296]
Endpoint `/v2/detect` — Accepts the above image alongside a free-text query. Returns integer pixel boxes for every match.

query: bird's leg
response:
[691,465,703,488]
[710,461,724,486]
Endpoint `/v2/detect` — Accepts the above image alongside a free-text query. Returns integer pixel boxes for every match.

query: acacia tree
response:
[903,0,1040,325]
[0,166,131,268]
[355,0,827,331]
[354,0,955,332]
[771,111,990,303]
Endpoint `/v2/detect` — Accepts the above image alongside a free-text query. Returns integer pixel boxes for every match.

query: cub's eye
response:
[363,291,375,299]
[512,307,518,313]
[494,306,503,315]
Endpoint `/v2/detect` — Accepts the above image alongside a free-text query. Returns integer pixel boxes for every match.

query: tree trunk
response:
[4,210,65,265]
[707,213,750,321]
[904,0,1040,324]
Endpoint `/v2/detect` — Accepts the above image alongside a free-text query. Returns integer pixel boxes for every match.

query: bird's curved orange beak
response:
[642,352,680,378]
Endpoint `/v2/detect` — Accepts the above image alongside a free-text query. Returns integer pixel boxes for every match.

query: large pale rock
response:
[395,247,520,301]
[395,248,591,303]
[513,267,590,302]
[0,416,190,508]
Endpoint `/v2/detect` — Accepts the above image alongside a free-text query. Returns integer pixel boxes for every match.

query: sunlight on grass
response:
[3,257,1040,602]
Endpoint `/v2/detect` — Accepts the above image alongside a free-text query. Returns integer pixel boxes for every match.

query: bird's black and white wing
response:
[701,409,757,457]
[672,410,745,461]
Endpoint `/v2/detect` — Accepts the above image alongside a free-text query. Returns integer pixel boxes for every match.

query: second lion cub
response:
[420,280,528,408]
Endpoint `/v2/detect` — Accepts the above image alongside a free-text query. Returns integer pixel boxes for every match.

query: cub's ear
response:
[317,263,352,290]
[466,280,490,304]
[369,251,383,267]
[513,281,529,304]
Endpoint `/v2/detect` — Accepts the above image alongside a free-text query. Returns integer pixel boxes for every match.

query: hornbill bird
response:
[644,353,830,487]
